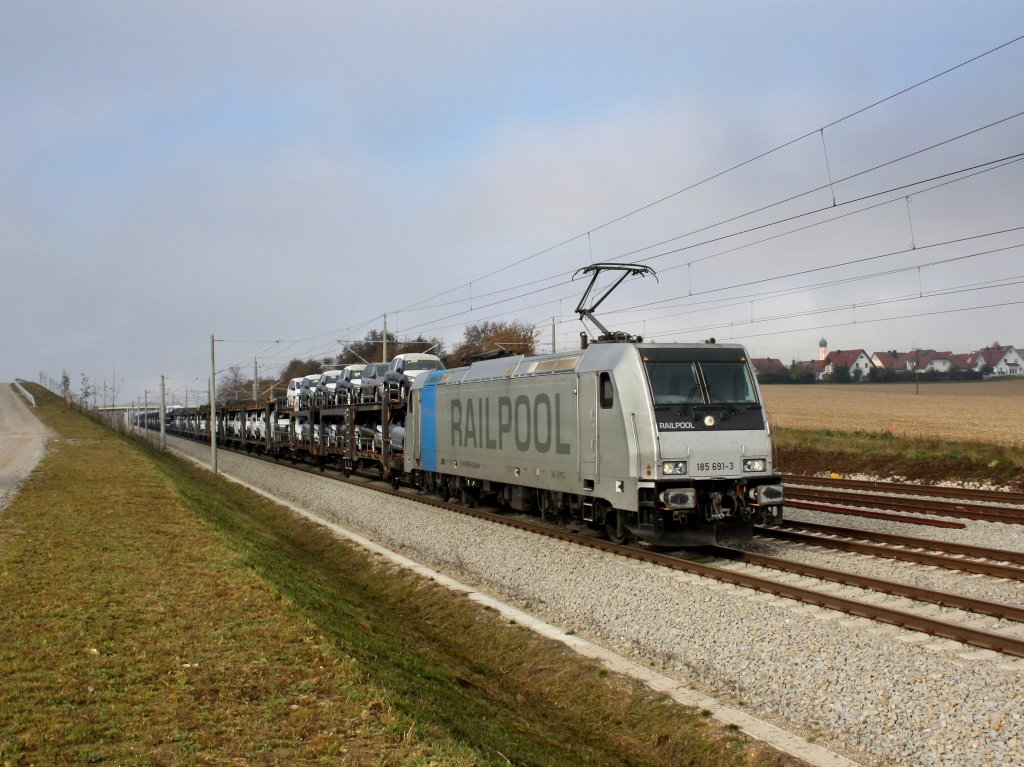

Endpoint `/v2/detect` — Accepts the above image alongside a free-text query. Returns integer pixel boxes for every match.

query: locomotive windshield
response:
[642,348,759,406]
[700,361,756,404]
[646,361,703,405]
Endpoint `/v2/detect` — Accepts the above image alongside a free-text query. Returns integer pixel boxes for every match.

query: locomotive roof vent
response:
[573,262,657,343]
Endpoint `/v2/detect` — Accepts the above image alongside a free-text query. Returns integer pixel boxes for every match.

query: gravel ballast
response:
[171,438,1024,767]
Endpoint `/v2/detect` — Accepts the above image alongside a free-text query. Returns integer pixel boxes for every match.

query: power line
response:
[608,227,1024,318]
[606,244,1024,327]
[617,119,1024,268]
[725,298,1024,344]
[394,157,1023,339]
[212,36,1024,371]
[391,34,1024,316]
[391,145,1023,340]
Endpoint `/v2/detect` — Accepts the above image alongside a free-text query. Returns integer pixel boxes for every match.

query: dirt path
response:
[0,384,51,514]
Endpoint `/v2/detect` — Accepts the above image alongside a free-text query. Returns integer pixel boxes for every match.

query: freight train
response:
[163,338,784,546]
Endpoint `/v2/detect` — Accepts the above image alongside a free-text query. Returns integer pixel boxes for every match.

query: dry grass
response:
[762,379,1024,447]
[0,396,450,765]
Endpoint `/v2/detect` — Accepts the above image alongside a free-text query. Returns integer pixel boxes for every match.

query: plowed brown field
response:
[761,379,1024,447]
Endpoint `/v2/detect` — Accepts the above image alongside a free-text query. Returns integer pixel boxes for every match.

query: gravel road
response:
[0,384,51,514]
[169,436,1024,767]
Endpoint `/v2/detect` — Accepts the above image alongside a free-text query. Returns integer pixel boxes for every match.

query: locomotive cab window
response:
[599,372,614,409]
[701,362,757,404]
[646,361,701,405]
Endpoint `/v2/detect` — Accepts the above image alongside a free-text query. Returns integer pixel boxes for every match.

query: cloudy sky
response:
[2,1,1022,404]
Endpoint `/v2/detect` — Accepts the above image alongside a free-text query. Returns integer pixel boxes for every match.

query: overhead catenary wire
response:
[391,144,1024,339]
[396,206,1024,340]
[606,242,1024,326]
[203,34,1024,378]
[389,34,1024,316]
[647,273,1024,338]
[720,298,1024,345]
[607,227,1024,318]
[391,152,1024,324]
[412,224,1023,345]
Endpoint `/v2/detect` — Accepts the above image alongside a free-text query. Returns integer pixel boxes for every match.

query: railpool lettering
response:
[451,393,571,454]
[658,421,695,431]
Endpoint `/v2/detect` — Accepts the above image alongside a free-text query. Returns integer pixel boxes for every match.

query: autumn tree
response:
[448,320,537,367]
[278,358,325,383]
[336,330,444,366]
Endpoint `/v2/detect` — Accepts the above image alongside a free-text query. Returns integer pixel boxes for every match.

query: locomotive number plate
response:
[694,461,735,474]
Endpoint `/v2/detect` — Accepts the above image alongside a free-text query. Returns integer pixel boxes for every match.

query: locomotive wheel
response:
[605,512,635,545]
[390,474,401,490]
[537,490,558,521]
[434,475,450,501]
[457,483,477,508]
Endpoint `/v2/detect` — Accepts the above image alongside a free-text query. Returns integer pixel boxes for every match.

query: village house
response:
[751,358,786,379]
[871,349,966,374]
[965,344,1024,376]
[755,341,1022,382]
[819,349,874,380]
[870,350,914,372]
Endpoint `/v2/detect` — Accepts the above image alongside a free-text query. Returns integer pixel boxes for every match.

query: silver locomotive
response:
[405,339,783,546]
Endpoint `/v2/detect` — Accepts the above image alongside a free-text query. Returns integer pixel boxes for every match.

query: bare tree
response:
[218,365,252,401]
[80,374,94,408]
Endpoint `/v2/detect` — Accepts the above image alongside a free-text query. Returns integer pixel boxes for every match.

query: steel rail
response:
[165,432,1024,658]
[784,499,966,528]
[754,526,1024,581]
[775,520,1024,565]
[784,474,1024,506]
[786,488,1024,525]
[701,546,1024,624]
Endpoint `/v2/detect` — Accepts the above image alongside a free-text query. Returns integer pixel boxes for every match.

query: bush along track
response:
[0,387,802,767]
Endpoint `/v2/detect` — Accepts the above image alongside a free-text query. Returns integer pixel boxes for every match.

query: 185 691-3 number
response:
[695,461,734,473]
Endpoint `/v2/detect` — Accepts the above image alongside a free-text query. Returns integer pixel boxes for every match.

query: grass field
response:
[761,379,1024,486]
[0,387,799,766]
[762,379,1024,447]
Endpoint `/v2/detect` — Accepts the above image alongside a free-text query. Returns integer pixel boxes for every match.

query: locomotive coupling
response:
[751,484,784,504]
[659,487,696,509]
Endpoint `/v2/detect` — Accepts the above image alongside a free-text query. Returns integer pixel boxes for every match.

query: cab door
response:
[578,373,598,485]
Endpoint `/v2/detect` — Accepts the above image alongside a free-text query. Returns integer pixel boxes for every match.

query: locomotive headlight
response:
[743,458,767,473]
[662,461,688,475]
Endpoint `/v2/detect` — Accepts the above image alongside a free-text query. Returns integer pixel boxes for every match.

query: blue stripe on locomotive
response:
[420,375,440,472]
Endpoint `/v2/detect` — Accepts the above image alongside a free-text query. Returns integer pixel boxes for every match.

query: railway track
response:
[754,522,1024,581]
[374,480,1024,658]
[785,486,1024,526]
[782,499,966,528]
[695,545,1024,623]
[408,491,1024,659]
[161,431,1024,659]
[784,474,1024,506]
[200,439,1024,659]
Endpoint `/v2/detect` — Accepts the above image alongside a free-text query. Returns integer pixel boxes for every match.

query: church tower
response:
[819,337,828,361]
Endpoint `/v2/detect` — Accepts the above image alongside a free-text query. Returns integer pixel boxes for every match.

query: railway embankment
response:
[775,427,1024,491]
[0,386,800,767]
